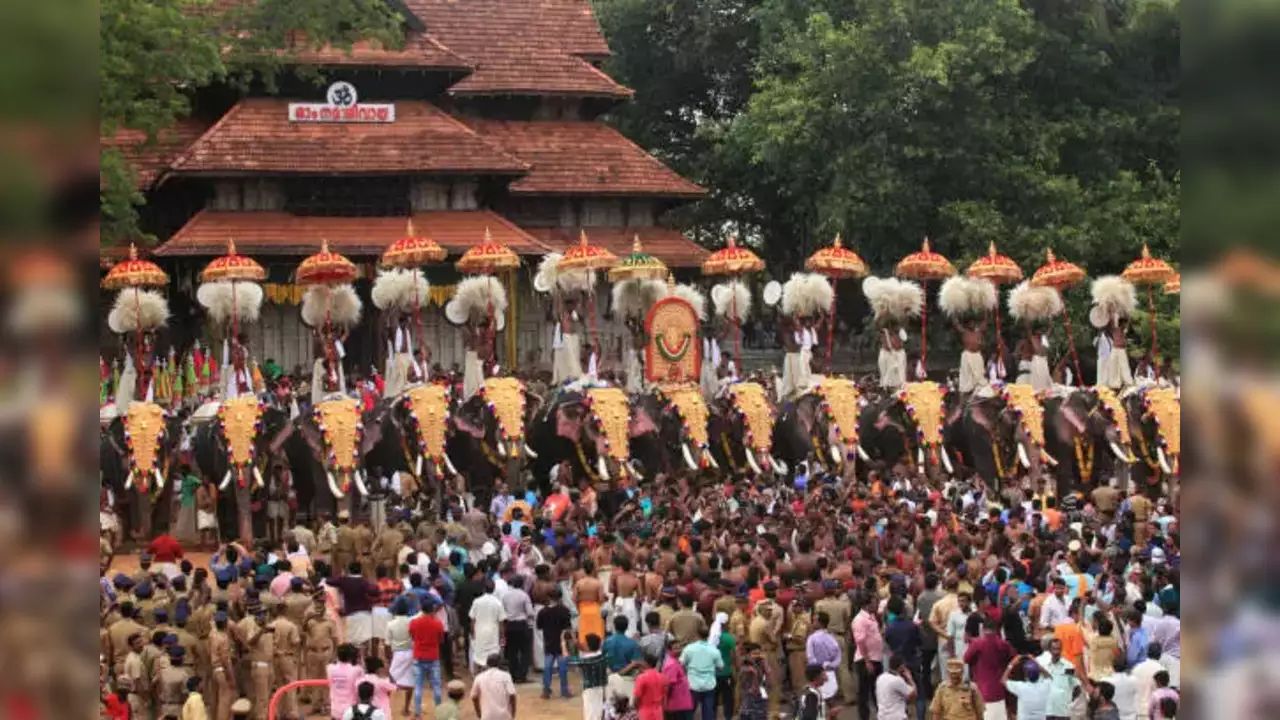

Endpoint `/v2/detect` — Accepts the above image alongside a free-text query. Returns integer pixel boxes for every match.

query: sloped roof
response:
[168,99,528,176]
[470,119,705,198]
[102,119,213,189]
[404,0,631,98]
[528,227,708,268]
[285,32,471,71]
[154,209,552,257]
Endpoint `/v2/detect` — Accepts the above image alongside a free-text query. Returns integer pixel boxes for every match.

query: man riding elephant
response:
[862,276,922,393]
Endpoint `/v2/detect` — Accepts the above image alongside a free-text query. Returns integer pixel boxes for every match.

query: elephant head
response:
[1126,385,1180,483]
[1044,386,1134,493]
[101,400,185,539]
[632,383,713,476]
[775,378,868,479]
[711,381,779,476]
[897,381,955,475]
[530,386,633,490]
[306,397,368,499]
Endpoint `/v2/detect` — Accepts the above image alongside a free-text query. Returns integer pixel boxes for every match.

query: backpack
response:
[350,703,376,720]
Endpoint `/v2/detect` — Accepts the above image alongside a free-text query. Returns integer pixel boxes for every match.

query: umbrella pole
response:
[1061,304,1082,386]
[994,307,1004,379]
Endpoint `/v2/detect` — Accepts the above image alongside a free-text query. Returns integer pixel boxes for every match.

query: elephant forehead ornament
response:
[1092,386,1131,445]
[645,295,702,384]
[727,382,774,455]
[314,397,365,497]
[123,402,167,493]
[405,384,450,466]
[657,383,710,450]
[899,381,947,448]
[218,395,265,489]
[1142,387,1180,473]
[815,377,861,449]
[1001,383,1046,447]
[479,377,527,455]
[584,387,631,466]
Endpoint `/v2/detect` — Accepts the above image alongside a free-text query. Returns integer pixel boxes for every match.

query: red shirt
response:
[147,534,183,563]
[409,613,445,661]
[104,695,130,720]
[963,632,1015,702]
[632,668,668,720]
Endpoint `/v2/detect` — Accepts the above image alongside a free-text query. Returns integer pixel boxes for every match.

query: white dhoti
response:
[624,348,644,394]
[463,349,484,400]
[390,649,415,688]
[612,596,641,639]
[552,333,583,386]
[958,350,987,394]
[532,603,546,670]
[384,352,411,398]
[879,348,907,390]
[779,351,809,401]
[1029,355,1052,391]
[116,362,137,413]
[1098,347,1133,389]
[197,509,218,531]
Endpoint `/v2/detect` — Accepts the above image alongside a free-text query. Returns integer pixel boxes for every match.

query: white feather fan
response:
[301,284,362,328]
[612,278,667,320]
[672,283,707,322]
[108,289,169,334]
[371,268,430,313]
[1007,281,1063,322]
[711,280,753,322]
[196,281,264,326]
[533,252,594,294]
[1090,275,1137,320]
[862,276,923,324]
[938,276,997,319]
[781,272,834,318]
[452,275,508,323]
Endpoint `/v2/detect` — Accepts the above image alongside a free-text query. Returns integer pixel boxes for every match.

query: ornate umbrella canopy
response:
[456,227,520,274]
[1123,243,1176,286]
[1030,248,1086,290]
[296,239,357,286]
[895,238,956,280]
[101,244,168,289]
[608,235,669,281]
[559,229,619,272]
[381,219,447,268]
[200,239,266,283]
[1164,273,1180,295]
[702,235,764,276]
[966,241,1023,285]
[806,233,868,279]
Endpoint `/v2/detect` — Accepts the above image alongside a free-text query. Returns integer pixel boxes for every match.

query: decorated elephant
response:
[1122,384,1180,496]
[952,383,1055,489]
[706,381,781,477]
[527,384,635,496]
[858,381,955,478]
[773,377,870,481]
[629,383,716,478]
[1042,386,1135,495]
[100,401,187,540]
[269,394,380,517]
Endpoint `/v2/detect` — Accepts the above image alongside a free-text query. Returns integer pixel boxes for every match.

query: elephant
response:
[527,385,634,501]
[628,384,717,479]
[188,399,293,544]
[1042,386,1135,496]
[772,378,870,482]
[271,395,381,518]
[858,381,956,480]
[100,402,188,541]
[705,381,782,479]
[1122,383,1180,497]
[953,385,1052,491]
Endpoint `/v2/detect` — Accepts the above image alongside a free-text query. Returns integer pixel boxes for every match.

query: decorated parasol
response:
[806,233,869,362]
[895,238,956,379]
[1122,243,1176,362]
[101,243,168,290]
[608,235,669,282]
[201,239,268,396]
[1164,273,1180,295]
[381,220,447,363]
[557,229,618,356]
[966,241,1023,379]
[455,227,520,365]
[296,239,357,286]
[1030,248,1087,384]
[702,235,765,368]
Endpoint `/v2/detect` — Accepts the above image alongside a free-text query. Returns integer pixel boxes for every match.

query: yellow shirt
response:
[182,692,209,720]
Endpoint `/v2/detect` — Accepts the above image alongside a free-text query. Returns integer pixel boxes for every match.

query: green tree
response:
[100,0,404,244]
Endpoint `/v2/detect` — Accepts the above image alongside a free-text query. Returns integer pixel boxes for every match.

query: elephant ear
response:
[629,406,658,438]
[555,404,585,441]
[1052,402,1087,445]
[360,412,385,456]
[969,403,995,435]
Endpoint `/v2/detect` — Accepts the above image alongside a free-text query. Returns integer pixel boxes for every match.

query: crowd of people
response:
[101,449,1180,720]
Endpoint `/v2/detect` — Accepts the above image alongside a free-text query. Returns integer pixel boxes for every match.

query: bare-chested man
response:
[609,557,642,638]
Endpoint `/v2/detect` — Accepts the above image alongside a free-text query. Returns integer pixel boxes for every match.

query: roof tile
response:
[169,99,528,176]
[471,119,705,198]
[154,209,552,257]
[102,119,213,189]
[528,227,708,268]
[285,31,471,70]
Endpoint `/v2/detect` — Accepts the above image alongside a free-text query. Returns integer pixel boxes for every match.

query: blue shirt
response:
[1126,626,1149,669]
[603,633,641,673]
[679,640,724,692]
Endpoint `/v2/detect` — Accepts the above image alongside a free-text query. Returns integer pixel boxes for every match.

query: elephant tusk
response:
[596,455,610,481]
[917,446,925,473]
[1109,441,1131,464]
[829,444,842,467]
[704,448,719,469]
[523,443,538,459]
[628,459,644,480]
[682,443,698,471]
[745,450,763,475]
[154,468,166,492]
[327,471,345,499]
[1157,446,1173,475]
[219,469,232,491]
[1041,450,1059,467]
[124,469,134,490]
[1018,443,1032,469]
[770,454,788,475]
[416,454,424,478]
[941,446,954,475]
[497,439,507,457]
[252,466,265,489]
[857,444,870,462]
[443,453,460,476]
[354,470,369,496]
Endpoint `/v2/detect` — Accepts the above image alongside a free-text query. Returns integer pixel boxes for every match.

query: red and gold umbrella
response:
[895,238,956,379]
[201,239,266,282]
[101,244,168,289]
[701,235,765,368]
[1164,273,1180,295]
[381,219,447,268]
[456,227,520,274]
[608,235,669,282]
[1123,243,1176,362]
[296,239,357,286]
[1031,248,1087,384]
[966,242,1023,379]
[806,233,868,361]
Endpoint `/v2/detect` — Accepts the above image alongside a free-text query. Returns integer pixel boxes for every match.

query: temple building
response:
[103,0,707,374]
